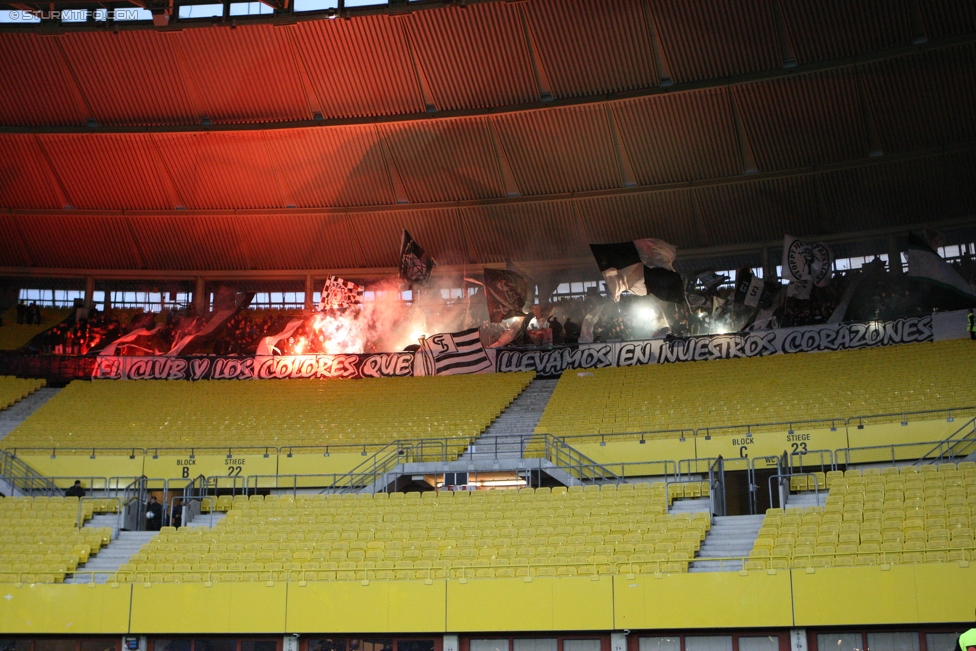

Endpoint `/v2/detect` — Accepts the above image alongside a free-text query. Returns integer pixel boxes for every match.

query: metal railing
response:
[789,449,834,474]
[121,476,151,531]
[20,545,970,586]
[545,436,621,484]
[914,416,976,465]
[565,460,677,482]
[77,495,122,530]
[4,403,974,470]
[837,438,966,467]
[678,456,750,478]
[768,472,821,510]
[244,473,349,495]
[0,448,59,496]
[708,456,726,517]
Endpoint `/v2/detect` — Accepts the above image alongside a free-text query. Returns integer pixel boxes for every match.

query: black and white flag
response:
[400,230,436,285]
[906,231,976,309]
[483,268,529,323]
[734,268,765,307]
[319,275,364,311]
[419,328,492,376]
[782,235,832,287]
[589,238,684,303]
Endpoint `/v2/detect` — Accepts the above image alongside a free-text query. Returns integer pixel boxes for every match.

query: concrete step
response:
[459,379,559,461]
[787,492,827,508]
[690,514,764,573]
[669,497,711,515]
[186,511,226,528]
[714,515,765,523]
[689,561,743,572]
[84,513,123,538]
[66,531,158,584]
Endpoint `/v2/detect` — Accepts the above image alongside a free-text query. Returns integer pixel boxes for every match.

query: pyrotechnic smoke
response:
[293,272,486,354]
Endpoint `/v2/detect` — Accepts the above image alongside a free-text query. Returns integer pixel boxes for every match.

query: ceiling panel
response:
[262,125,395,208]
[523,0,660,98]
[0,134,65,210]
[377,118,505,203]
[491,104,621,195]
[612,89,742,185]
[38,133,175,210]
[292,15,426,119]
[152,131,285,210]
[404,3,539,111]
[647,0,781,83]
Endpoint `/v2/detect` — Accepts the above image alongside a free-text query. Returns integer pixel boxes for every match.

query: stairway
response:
[459,379,558,461]
[669,496,711,516]
[186,511,226,528]
[0,387,59,442]
[689,514,765,573]
[787,491,825,509]
[86,512,123,538]
[66,530,156,584]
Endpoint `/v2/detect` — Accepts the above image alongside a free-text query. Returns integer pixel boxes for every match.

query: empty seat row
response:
[4,373,534,451]
[537,340,976,438]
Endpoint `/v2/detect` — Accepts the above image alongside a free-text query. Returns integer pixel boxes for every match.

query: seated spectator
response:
[65,480,86,498]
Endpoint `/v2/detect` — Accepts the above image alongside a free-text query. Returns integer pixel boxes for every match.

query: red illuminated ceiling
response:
[0,0,975,272]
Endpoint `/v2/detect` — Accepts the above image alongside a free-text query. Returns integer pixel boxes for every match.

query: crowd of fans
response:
[490,256,972,347]
[212,309,297,355]
[14,301,43,325]
[7,254,976,355]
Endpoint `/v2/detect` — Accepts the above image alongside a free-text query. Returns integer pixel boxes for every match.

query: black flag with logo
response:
[400,230,436,284]
[483,268,529,323]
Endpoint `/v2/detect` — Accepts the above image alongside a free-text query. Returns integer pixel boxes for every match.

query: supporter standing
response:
[65,480,86,498]
[145,495,163,531]
[548,316,564,344]
[563,317,580,344]
[170,498,183,529]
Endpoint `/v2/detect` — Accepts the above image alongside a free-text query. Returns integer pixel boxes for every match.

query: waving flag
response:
[319,275,364,311]
[400,230,436,284]
[782,235,833,287]
[589,238,684,303]
[906,232,976,310]
[484,268,529,323]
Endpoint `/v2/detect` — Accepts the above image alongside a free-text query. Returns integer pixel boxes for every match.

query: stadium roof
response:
[0,0,975,274]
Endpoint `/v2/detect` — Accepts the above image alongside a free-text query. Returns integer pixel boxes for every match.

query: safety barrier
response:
[0,448,59,496]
